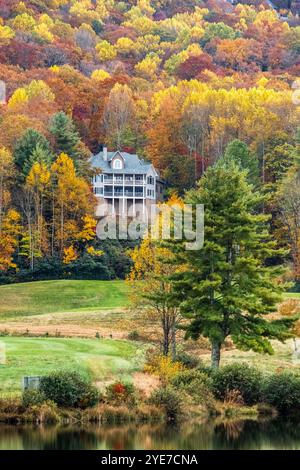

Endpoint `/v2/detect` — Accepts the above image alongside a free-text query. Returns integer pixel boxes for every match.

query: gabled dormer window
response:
[113,159,122,169]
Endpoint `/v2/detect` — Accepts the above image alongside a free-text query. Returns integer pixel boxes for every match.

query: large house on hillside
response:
[91,147,164,218]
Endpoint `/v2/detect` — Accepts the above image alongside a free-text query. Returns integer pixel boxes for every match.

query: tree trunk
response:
[211,341,221,368]
[162,330,169,356]
[294,337,298,353]
[170,321,176,361]
[162,314,170,356]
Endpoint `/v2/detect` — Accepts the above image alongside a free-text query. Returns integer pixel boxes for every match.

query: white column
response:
[122,175,125,215]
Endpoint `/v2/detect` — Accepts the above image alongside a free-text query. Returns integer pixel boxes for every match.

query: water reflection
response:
[1,418,300,450]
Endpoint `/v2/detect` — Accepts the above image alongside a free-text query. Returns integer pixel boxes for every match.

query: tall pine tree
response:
[49,112,91,175]
[14,129,52,179]
[166,158,295,367]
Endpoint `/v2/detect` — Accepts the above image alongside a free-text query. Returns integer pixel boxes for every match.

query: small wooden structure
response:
[22,376,42,391]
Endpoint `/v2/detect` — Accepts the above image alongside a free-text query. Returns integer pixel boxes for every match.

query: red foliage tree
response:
[177,53,216,80]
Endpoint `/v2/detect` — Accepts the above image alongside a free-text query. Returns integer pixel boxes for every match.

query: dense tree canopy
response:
[0,0,299,284]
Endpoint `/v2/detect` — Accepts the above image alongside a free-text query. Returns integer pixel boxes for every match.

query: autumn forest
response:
[0,0,299,287]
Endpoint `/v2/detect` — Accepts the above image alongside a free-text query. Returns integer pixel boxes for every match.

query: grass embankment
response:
[0,280,300,400]
[0,337,145,395]
[0,279,144,339]
[285,292,300,299]
[0,280,130,319]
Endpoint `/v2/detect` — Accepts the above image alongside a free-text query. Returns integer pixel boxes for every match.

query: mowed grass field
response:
[0,280,147,395]
[0,280,130,320]
[0,280,299,395]
[0,336,145,394]
[285,292,300,299]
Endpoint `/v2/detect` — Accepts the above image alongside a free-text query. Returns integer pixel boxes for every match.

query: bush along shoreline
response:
[2,361,300,425]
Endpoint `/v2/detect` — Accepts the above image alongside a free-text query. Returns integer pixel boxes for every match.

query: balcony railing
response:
[103,176,145,184]
[103,187,145,198]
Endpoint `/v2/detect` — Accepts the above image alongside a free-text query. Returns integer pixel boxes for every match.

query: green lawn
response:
[0,280,130,320]
[285,292,300,299]
[0,337,145,394]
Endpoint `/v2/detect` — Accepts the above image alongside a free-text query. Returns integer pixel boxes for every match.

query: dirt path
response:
[0,323,128,339]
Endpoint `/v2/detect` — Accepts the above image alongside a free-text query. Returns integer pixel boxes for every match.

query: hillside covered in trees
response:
[0,0,299,284]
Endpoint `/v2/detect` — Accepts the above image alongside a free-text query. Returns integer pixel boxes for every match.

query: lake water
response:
[1,418,300,450]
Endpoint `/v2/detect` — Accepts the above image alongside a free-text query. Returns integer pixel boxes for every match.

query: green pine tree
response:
[49,111,80,160]
[165,158,295,368]
[23,143,53,176]
[14,129,52,178]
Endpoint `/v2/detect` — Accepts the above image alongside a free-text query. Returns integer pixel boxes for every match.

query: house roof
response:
[91,150,160,176]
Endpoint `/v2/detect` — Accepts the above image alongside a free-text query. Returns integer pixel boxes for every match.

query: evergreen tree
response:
[23,143,53,176]
[49,112,80,162]
[14,129,52,178]
[224,139,259,185]
[165,158,295,367]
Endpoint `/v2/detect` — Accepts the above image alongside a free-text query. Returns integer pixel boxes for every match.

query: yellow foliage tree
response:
[96,40,117,61]
[135,54,161,80]
[51,153,96,257]
[115,37,136,56]
[63,245,78,264]
[0,209,21,271]
[0,24,15,45]
[128,195,184,357]
[91,69,111,81]
[11,13,36,32]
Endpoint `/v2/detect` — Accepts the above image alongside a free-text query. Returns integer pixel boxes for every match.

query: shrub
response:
[144,354,184,385]
[175,351,200,369]
[262,372,300,413]
[128,330,140,341]
[135,404,164,422]
[76,386,101,409]
[106,382,136,406]
[100,405,132,423]
[148,386,183,421]
[40,370,100,409]
[0,396,21,414]
[171,369,211,387]
[22,389,47,408]
[212,363,262,405]
[171,370,214,406]
[24,402,60,424]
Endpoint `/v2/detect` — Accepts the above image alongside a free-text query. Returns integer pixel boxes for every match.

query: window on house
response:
[113,159,122,169]
[147,176,154,185]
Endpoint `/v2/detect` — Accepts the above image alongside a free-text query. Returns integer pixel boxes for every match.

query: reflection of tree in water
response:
[3,417,300,450]
[0,425,25,450]
[213,417,300,450]
[214,418,245,442]
[19,425,99,450]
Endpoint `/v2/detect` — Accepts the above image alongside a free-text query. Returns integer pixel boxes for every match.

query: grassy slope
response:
[0,280,130,320]
[285,293,300,299]
[0,336,144,394]
[0,280,297,322]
